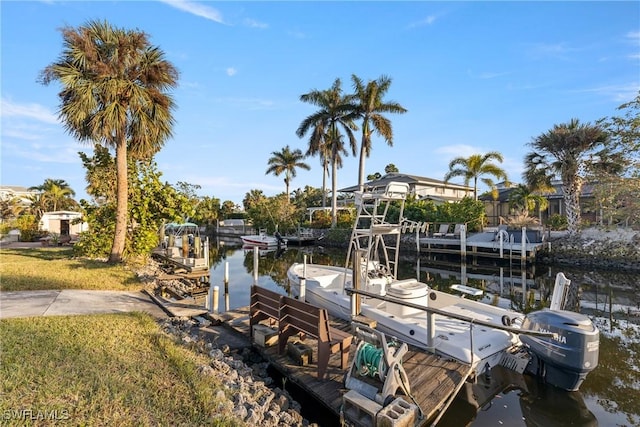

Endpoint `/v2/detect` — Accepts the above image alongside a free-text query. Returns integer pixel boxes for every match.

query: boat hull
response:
[287,262,519,370]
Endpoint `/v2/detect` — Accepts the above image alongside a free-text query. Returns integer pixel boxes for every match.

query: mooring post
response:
[253,246,259,286]
[302,253,307,279]
[427,309,435,349]
[521,227,527,267]
[460,224,467,258]
[224,261,230,312]
[299,277,306,301]
[212,285,219,314]
[204,237,210,267]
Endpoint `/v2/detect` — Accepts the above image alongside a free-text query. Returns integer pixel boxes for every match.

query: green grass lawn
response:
[0,248,144,291]
[0,312,241,426]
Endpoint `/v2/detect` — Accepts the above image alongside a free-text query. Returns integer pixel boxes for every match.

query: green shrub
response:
[546,214,568,230]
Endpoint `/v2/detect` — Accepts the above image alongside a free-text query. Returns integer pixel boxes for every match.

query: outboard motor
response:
[520,310,599,391]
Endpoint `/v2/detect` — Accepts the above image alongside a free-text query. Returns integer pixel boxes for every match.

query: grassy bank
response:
[0,312,240,426]
[0,248,144,291]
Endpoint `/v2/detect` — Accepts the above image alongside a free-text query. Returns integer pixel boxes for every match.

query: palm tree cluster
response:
[293,74,407,227]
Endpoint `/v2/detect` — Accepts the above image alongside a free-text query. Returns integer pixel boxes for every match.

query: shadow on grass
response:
[0,247,75,261]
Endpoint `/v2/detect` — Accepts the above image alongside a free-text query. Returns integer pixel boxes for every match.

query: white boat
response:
[241,229,287,247]
[287,181,599,391]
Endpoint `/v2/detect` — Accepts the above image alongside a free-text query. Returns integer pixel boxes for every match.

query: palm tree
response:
[325,128,350,228]
[444,152,508,200]
[297,78,358,227]
[29,179,76,212]
[350,74,407,191]
[45,185,77,212]
[243,189,266,211]
[265,145,310,202]
[524,119,609,235]
[0,197,25,221]
[508,184,549,216]
[40,20,178,263]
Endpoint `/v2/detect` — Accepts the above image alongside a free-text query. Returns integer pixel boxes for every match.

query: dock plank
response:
[212,306,470,426]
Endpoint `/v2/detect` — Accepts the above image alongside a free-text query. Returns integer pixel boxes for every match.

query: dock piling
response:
[224,261,230,312]
[253,247,259,285]
[213,286,219,314]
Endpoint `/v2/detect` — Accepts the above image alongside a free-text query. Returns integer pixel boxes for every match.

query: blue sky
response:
[1,1,639,205]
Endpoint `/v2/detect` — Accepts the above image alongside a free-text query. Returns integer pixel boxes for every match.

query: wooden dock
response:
[212,307,470,426]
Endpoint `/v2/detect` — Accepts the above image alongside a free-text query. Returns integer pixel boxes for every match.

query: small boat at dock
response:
[287,181,599,394]
[241,229,287,248]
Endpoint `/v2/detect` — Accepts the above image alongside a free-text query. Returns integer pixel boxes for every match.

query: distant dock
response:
[417,226,546,264]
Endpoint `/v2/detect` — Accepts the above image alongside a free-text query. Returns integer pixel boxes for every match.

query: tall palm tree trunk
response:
[109,136,128,263]
[358,129,370,191]
[322,160,328,209]
[562,178,583,236]
[331,159,338,228]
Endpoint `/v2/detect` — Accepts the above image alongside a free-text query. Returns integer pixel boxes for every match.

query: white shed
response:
[39,211,88,238]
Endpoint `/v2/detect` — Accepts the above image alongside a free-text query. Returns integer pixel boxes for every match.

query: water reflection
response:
[438,366,597,427]
[206,237,640,426]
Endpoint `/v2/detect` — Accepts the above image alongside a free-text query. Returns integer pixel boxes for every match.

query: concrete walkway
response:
[0,289,169,319]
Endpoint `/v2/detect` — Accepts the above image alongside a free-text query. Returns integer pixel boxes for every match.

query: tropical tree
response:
[524,119,610,235]
[29,178,77,212]
[220,201,236,219]
[508,184,549,217]
[297,78,358,227]
[350,74,407,191]
[384,163,399,174]
[265,145,310,202]
[444,152,508,201]
[191,196,221,227]
[598,90,640,174]
[40,20,179,263]
[0,197,25,221]
[243,189,267,211]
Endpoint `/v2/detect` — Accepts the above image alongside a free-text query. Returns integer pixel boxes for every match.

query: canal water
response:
[207,238,640,427]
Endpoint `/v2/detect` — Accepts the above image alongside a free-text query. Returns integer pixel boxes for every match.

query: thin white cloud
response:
[287,29,306,39]
[575,83,640,103]
[524,42,585,61]
[226,67,237,77]
[158,0,225,24]
[468,70,511,80]
[244,18,268,29]
[210,97,276,110]
[434,144,479,158]
[408,15,437,28]
[3,140,86,164]
[626,31,640,42]
[1,98,58,124]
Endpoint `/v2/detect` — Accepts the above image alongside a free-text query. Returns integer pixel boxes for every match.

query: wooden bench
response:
[249,285,282,340]
[278,295,353,379]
